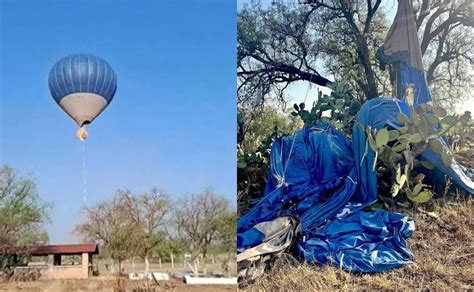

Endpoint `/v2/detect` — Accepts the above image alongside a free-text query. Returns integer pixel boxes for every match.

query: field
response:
[245,198,473,290]
[0,277,236,292]
[0,257,237,291]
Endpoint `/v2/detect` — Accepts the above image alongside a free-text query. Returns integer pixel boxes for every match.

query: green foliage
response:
[153,238,190,260]
[291,83,360,136]
[368,99,466,206]
[445,111,473,151]
[0,165,51,269]
[237,0,391,107]
[238,107,301,152]
[0,166,51,247]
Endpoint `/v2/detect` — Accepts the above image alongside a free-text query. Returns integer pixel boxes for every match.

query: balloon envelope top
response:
[48,54,117,127]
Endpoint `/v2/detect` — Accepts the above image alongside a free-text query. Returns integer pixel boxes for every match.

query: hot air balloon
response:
[48,54,117,140]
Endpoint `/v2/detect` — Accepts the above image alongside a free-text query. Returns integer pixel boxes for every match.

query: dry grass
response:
[245,198,473,291]
[0,277,236,292]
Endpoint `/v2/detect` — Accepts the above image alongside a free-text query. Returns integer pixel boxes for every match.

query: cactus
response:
[291,83,360,136]
[277,83,469,207]
[366,87,464,205]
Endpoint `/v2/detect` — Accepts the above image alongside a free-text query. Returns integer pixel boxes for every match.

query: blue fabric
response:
[238,123,416,272]
[392,61,432,106]
[238,125,357,235]
[377,47,432,107]
[237,228,265,250]
[48,54,117,103]
[238,98,473,274]
[420,143,474,194]
[377,48,432,107]
[295,209,415,273]
[352,97,412,203]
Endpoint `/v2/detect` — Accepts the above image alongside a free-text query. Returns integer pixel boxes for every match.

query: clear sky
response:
[0,0,236,243]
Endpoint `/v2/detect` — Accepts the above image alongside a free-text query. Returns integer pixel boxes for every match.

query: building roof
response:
[1,244,99,255]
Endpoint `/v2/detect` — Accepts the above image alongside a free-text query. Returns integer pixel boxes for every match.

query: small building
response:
[5,244,99,279]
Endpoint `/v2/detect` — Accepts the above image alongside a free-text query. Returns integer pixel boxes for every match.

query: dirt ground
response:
[244,198,473,290]
[0,277,236,291]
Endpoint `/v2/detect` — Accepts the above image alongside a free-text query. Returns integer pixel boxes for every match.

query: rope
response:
[82,141,88,205]
[280,75,314,185]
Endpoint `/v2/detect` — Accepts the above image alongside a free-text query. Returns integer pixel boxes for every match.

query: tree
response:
[0,166,50,269]
[152,237,190,266]
[75,192,137,273]
[306,0,390,101]
[238,0,473,110]
[0,166,50,248]
[174,189,232,276]
[216,211,237,277]
[120,188,171,275]
[76,188,170,275]
[413,0,473,110]
[238,107,301,152]
[238,0,388,106]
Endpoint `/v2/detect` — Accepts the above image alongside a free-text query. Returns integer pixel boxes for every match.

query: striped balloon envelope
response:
[48,54,117,129]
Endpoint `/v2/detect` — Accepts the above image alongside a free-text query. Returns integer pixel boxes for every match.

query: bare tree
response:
[75,192,137,273]
[76,189,170,275]
[174,189,231,276]
[120,188,171,275]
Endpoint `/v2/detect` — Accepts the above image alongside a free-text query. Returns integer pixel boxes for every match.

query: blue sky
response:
[0,0,236,243]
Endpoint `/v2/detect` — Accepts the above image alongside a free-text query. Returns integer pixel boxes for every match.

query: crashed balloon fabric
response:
[376,0,431,106]
[237,101,473,282]
[237,217,298,285]
[354,97,474,195]
[237,216,297,252]
[238,125,357,234]
[237,124,416,275]
[420,145,474,194]
[352,97,412,203]
[295,208,415,273]
[374,0,473,194]
[237,0,474,283]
